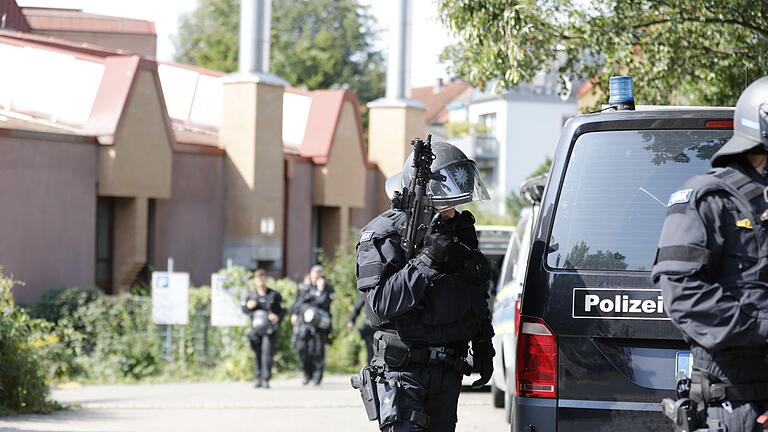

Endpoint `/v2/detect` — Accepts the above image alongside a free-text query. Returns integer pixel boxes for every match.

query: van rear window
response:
[547,129,731,271]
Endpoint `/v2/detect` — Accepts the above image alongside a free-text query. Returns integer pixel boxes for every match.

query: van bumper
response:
[514,397,669,432]
[512,396,556,432]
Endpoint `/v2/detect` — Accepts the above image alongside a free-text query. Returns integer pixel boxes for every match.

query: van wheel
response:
[492,384,505,408]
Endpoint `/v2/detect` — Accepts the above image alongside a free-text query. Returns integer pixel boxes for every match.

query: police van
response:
[512,78,734,431]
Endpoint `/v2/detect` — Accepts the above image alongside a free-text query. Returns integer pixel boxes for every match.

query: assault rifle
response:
[390,134,446,259]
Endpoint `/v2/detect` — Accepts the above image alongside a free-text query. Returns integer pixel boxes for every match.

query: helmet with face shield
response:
[385,141,490,209]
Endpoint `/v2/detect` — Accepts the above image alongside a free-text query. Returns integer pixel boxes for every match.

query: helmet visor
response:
[429,160,490,207]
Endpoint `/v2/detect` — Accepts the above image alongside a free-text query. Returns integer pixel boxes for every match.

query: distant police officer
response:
[653,78,768,431]
[291,265,333,386]
[242,269,285,389]
[355,141,495,432]
[348,293,375,365]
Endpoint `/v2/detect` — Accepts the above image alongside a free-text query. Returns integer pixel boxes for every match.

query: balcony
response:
[475,135,499,159]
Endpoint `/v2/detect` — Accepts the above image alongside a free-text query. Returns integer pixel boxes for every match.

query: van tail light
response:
[516,316,557,398]
[514,298,521,335]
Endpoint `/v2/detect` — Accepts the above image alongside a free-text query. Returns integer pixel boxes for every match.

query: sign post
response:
[151,257,189,362]
[211,273,247,327]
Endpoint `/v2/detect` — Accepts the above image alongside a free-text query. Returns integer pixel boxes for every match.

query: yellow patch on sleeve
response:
[736,218,754,229]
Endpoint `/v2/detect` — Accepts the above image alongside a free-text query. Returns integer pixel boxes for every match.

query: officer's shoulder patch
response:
[360,231,374,242]
[736,218,753,229]
[667,189,693,207]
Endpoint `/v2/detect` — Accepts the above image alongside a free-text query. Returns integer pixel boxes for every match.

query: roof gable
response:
[0,30,174,147]
[0,0,30,32]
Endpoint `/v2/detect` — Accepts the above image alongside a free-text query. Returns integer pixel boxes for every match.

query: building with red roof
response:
[0,5,376,301]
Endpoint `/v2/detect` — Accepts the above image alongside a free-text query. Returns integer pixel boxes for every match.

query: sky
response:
[15,0,453,89]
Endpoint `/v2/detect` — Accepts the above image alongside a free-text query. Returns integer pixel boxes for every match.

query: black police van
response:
[512,106,734,431]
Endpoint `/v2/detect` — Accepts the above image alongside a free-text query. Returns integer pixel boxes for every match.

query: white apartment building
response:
[444,78,578,214]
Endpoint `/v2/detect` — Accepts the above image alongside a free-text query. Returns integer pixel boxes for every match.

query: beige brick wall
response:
[220,80,285,269]
[98,70,173,199]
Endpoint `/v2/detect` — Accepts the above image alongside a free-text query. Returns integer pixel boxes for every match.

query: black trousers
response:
[248,332,275,382]
[296,331,326,384]
[692,345,768,432]
[379,363,463,432]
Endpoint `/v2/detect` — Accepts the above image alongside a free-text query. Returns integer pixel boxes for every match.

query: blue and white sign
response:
[211,274,247,327]
[151,271,190,325]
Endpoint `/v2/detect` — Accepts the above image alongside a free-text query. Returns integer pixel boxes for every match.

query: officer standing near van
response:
[242,269,284,389]
[653,78,768,431]
[348,293,375,365]
[354,141,495,432]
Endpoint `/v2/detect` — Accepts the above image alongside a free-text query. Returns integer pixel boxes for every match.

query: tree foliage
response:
[174,0,385,103]
[438,0,768,107]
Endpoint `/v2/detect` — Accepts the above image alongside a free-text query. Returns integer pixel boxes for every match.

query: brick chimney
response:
[220,0,288,271]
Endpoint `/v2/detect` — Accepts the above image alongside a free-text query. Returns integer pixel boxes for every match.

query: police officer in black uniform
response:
[653,78,768,431]
[242,269,285,389]
[355,142,495,432]
[291,265,333,386]
[348,293,375,365]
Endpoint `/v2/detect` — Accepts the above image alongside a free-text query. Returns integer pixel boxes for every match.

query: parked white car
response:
[489,175,546,422]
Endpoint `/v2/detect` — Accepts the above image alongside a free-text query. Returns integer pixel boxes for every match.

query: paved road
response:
[0,376,508,432]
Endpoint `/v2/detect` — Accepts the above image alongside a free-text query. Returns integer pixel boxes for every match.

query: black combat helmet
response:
[712,76,768,167]
[251,309,272,336]
[385,141,491,208]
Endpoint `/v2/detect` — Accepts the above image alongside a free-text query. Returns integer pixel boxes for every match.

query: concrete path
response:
[0,376,508,432]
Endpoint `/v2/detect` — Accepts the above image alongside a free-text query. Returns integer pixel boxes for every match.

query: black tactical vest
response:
[355,210,487,346]
[688,166,768,283]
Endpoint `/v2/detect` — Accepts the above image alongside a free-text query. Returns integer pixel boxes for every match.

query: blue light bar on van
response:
[608,75,635,111]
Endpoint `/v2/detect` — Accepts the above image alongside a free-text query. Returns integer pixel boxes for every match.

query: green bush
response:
[0,267,54,415]
[22,248,367,385]
[322,231,367,372]
[28,286,101,324]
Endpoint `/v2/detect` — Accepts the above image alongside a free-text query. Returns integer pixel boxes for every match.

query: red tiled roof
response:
[286,88,366,165]
[576,78,599,98]
[0,0,30,32]
[21,7,156,35]
[412,81,472,124]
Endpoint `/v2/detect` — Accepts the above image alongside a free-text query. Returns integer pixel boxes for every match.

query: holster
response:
[690,370,768,405]
[350,366,380,421]
[661,379,727,432]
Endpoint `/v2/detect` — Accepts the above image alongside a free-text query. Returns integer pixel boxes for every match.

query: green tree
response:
[174,0,385,104]
[438,0,768,107]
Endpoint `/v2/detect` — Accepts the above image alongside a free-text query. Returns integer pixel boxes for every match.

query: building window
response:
[475,113,498,188]
[95,197,114,294]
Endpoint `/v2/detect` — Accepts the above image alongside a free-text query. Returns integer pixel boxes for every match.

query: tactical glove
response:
[451,250,492,285]
[471,340,495,389]
[419,219,457,268]
[447,210,479,249]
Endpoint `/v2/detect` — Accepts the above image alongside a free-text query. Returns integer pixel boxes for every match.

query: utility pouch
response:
[377,378,401,427]
[380,335,411,369]
[350,366,380,421]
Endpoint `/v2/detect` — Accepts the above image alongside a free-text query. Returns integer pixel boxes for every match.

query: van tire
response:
[492,383,505,408]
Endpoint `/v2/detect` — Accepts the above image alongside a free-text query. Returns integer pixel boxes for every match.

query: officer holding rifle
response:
[653,78,768,432]
[352,136,495,431]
